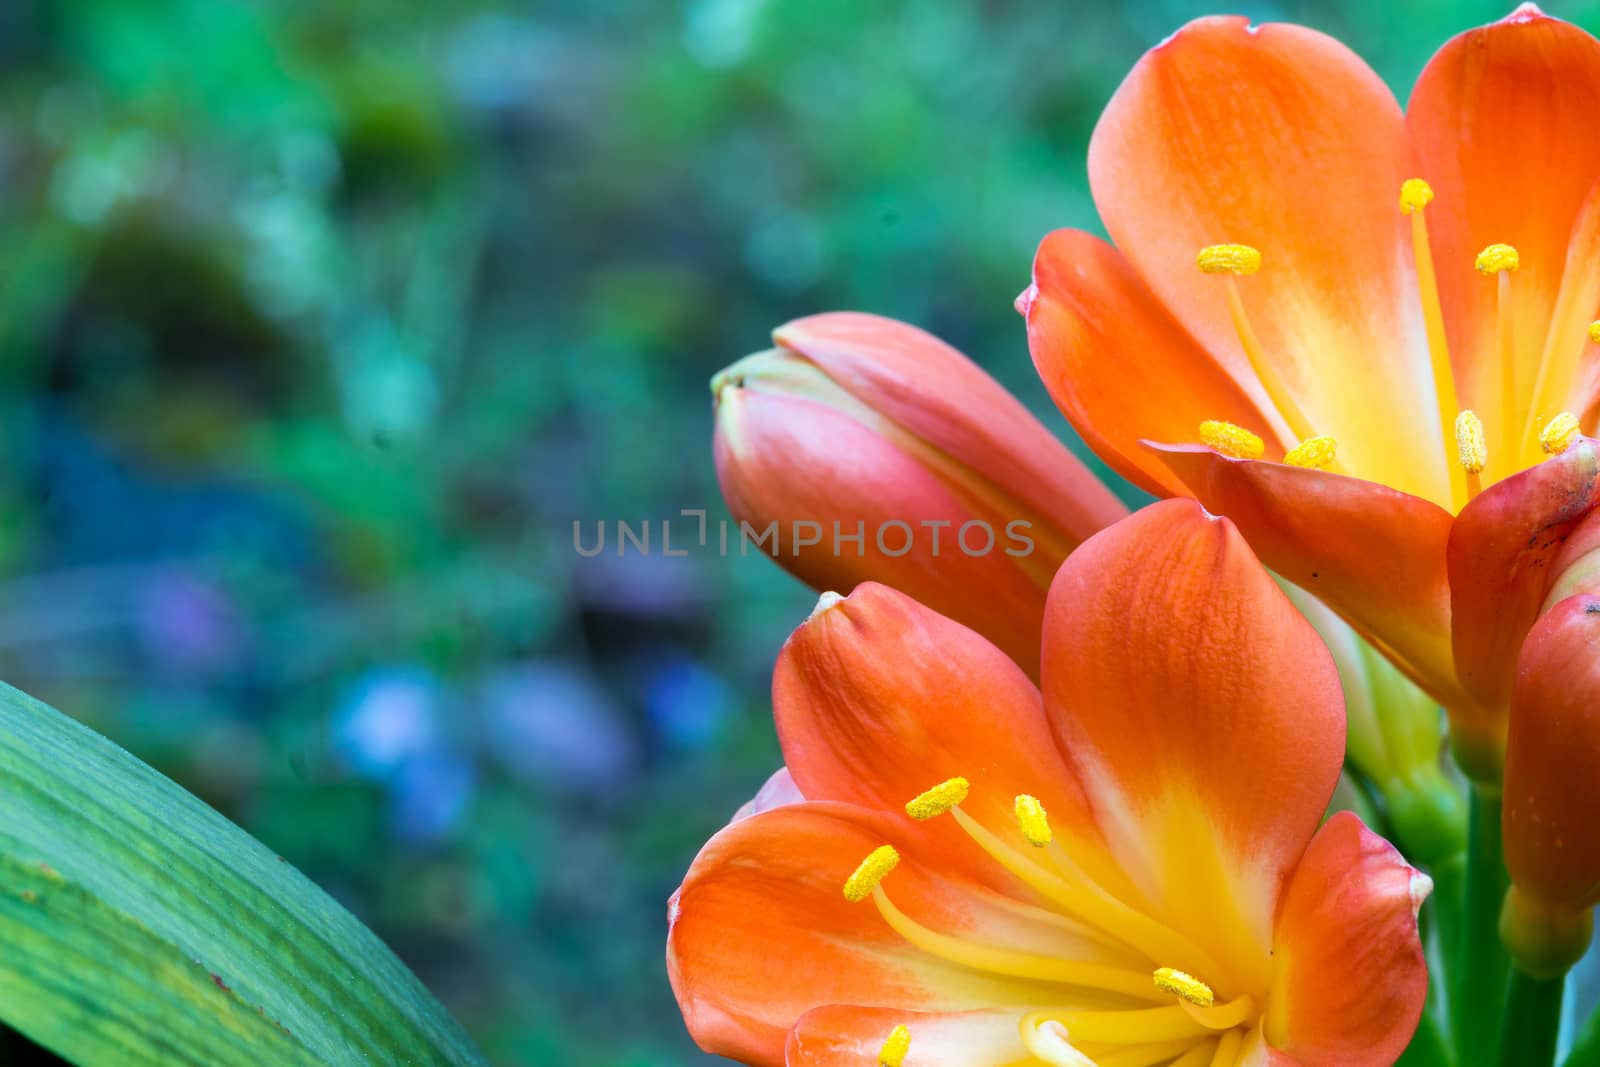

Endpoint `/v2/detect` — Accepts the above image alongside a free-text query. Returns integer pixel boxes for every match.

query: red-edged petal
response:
[785,1006,1027,1066]
[668,802,1105,1065]
[1089,16,1444,502]
[1148,444,1463,712]
[773,583,1123,897]
[1408,7,1600,425]
[1022,228,1274,497]
[1503,594,1600,913]
[715,383,1056,675]
[1040,499,1344,993]
[775,312,1127,547]
[1447,437,1600,717]
[1261,812,1430,1067]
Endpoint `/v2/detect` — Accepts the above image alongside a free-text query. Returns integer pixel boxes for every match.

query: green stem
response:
[1429,849,1465,1046]
[1453,785,1510,1057]
[1499,968,1565,1066]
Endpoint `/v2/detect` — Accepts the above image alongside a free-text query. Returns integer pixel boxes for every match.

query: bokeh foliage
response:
[1,1,1598,1063]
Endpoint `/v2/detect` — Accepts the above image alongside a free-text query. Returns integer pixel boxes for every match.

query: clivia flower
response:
[668,500,1429,1065]
[713,312,1126,677]
[1019,4,1600,780]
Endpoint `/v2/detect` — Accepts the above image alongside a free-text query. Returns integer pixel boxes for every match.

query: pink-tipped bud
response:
[712,312,1125,677]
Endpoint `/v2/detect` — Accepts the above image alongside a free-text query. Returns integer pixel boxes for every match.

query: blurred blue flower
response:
[135,567,249,676]
[389,750,475,846]
[335,667,441,780]
[479,662,637,794]
[641,652,732,751]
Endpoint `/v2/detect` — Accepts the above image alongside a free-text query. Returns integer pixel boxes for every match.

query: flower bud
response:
[712,313,1125,676]
[1501,594,1600,975]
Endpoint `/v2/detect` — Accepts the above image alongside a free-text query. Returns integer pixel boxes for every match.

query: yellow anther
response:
[843,845,899,903]
[1541,412,1581,455]
[1283,435,1337,469]
[905,777,969,821]
[1196,243,1261,275]
[1014,794,1053,847]
[1455,410,1488,474]
[1475,243,1520,274]
[1152,966,1215,1007]
[1198,419,1265,460]
[1589,321,1600,344]
[878,1024,911,1067]
[1399,178,1434,215]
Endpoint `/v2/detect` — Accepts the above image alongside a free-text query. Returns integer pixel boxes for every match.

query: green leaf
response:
[0,682,487,1067]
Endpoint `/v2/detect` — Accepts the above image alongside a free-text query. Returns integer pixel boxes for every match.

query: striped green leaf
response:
[0,682,486,1066]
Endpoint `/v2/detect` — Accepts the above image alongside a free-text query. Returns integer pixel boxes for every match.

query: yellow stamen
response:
[949,808,1228,979]
[1153,967,1214,1006]
[871,887,1166,1000]
[1195,243,1261,275]
[1283,435,1336,469]
[844,845,899,903]
[1476,246,1521,471]
[1180,994,1255,1031]
[1455,411,1487,474]
[1401,179,1465,508]
[1456,410,1487,500]
[1209,1029,1244,1067]
[1100,1040,1209,1067]
[1399,178,1434,214]
[1029,1004,1214,1045]
[1475,244,1521,274]
[878,1024,910,1067]
[1198,420,1265,460]
[1590,321,1600,344]
[905,777,968,821]
[1015,794,1053,847]
[1170,1042,1221,1067]
[1541,411,1581,455]
[1019,1019,1096,1067]
[1196,249,1317,441]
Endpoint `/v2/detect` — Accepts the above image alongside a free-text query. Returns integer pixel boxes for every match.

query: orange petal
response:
[714,383,1056,675]
[786,1006,1028,1066]
[1148,443,1463,712]
[1022,228,1276,497]
[1262,812,1430,1067]
[1447,437,1600,722]
[1503,594,1600,914]
[1407,8,1600,431]
[1040,499,1344,994]
[1088,16,1444,501]
[1526,179,1600,451]
[773,583,1121,896]
[668,802,1101,1065]
[775,312,1127,547]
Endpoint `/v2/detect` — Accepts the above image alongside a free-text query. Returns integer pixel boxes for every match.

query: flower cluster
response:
[670,6,1600,1065]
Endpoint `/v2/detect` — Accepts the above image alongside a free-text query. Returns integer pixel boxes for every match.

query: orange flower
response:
[1021,5,1600,779]
[714,312,1126,677]
[668,501,1429,1065]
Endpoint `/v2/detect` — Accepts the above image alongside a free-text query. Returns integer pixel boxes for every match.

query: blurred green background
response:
[2,1,1598,1064]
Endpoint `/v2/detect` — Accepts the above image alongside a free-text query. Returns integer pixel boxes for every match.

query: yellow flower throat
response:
[844,777,1258,1066]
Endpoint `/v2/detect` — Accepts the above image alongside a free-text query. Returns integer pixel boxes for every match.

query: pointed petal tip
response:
[1014,282,1038,318]
[809,590,848,620]
[1409,871,1434,917]
[1503,1,1548,23]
